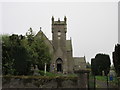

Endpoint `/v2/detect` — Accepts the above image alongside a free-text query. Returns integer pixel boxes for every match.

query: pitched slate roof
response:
[74,57,86,63]
[35,30,54,54]
[35,30,53,46]
[74,57,86,70]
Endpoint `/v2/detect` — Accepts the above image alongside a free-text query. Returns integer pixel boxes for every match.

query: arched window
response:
[56,58,62,64]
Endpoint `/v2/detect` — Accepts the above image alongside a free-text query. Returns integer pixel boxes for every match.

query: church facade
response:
[36,16,86,74]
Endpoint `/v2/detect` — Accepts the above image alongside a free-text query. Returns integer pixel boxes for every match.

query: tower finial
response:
[84,54,86,59]
[64,16,67,24]
[52,16,54,21]
[52,16,54,24]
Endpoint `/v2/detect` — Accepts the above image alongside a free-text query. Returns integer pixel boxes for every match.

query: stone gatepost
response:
[74,70,90,89]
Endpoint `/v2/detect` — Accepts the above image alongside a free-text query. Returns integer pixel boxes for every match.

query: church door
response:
[57,64,62,72]
[56,58,63,72]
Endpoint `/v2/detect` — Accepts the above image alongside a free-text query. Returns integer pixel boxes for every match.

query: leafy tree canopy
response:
[2,28,52,75]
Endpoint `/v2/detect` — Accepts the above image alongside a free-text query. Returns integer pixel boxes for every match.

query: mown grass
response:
[88,75,119,88]
[95,76,107,81]
[94,75,119,88]
[96,75,118,82]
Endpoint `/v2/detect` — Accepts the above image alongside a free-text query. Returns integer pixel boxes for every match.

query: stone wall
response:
[2,75,88,89]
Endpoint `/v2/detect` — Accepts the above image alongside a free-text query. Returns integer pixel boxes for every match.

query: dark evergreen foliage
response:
[91,53,111,76]
[113,44,120,77]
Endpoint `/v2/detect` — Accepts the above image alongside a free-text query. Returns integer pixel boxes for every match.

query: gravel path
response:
[96,80,117,88]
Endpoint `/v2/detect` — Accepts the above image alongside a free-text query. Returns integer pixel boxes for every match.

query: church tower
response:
[51,16,68,73]
[52,16,67,51]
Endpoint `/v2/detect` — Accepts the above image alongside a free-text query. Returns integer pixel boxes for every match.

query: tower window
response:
[58,36,61,39]
[58,31,61,36]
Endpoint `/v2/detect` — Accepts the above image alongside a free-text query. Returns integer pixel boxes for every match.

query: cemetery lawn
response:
[96,76,107,81]
[96,76,118,88]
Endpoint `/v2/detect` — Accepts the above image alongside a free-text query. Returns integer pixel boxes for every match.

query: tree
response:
[11,35,31,75]
[113,44,120,77]
[26,28,51,71]
[2,34,15,75]
[2,34,32,75]
[91,53,111,76]
[91,58,99,75]
[2,28,52,75]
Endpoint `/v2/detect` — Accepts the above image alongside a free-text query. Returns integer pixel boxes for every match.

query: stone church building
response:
[35,16,86,74]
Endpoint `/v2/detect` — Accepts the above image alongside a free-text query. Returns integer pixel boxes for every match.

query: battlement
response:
[52,16,67,25]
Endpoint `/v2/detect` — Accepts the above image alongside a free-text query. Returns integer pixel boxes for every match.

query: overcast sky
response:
[0,2,118,64]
